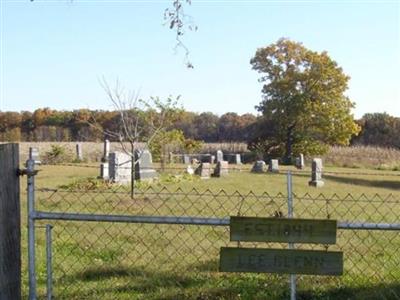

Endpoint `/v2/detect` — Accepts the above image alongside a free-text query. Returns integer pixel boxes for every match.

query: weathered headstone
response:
[100,163,109,180]
[29,147,41,164]
[216,150,223,163]
[183,154,190,164]
[295,154,305,170]
[169,152,173,164]
[195,162,211,179]
[102,139,110,162]
[135,149,158,180]
[268,159,279,173]
[76,143,83,161]
[251,160,266,173]
[109,152,131,184]
[309,158,324,187]
[213,161,229,177]
[234,154,242,165]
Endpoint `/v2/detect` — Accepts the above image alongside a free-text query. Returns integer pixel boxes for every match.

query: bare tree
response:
[90,78,180,198]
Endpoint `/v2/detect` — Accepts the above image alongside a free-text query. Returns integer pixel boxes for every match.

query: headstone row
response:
[106,149,158,184]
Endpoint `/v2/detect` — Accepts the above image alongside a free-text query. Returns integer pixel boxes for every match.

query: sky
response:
[1,0,399,118]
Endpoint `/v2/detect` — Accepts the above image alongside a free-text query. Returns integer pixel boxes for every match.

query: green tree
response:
[250,38,360,162]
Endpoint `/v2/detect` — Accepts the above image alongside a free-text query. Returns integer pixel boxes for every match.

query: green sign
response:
[230,216,337,244]
[219,247,343,275]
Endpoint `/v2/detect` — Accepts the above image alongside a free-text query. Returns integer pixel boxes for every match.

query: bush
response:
[43,144,73,164]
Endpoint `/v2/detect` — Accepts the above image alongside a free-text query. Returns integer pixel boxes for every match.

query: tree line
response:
[0,108,256,143]
[0,108,398,149]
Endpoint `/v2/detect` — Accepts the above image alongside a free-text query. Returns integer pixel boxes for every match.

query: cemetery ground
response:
[21,163,400,299]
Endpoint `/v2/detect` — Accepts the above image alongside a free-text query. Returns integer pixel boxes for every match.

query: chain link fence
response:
[23,171,400,300]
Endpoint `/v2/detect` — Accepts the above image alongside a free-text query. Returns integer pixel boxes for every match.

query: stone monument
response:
[308,158,324,187]
[268,159,279,173]
[109,151,131,184]
[251,160,266,173]
[234,154,242,165]
[183,154,190,164]
[134,149,158,180]
[213,161,229,177]
[295,154,305,170]
[195,162,211,179]
[29,147,41,164]
[76,143,83,161]
[216,150,223,163]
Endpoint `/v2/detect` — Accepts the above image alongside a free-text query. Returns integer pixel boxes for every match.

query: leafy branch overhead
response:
[164,0,197,68]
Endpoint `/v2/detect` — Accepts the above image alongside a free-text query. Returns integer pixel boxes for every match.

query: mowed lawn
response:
[20,163,400,299]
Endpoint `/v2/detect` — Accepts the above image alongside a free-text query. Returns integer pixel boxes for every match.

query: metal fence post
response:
[46,224,53,300]
[287,171,296,300]
[27,159,37,300]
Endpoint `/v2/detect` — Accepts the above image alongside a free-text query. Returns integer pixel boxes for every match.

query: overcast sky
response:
[1,0,399,118]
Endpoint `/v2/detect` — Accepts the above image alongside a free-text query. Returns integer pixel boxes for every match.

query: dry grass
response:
[323,146,400,170]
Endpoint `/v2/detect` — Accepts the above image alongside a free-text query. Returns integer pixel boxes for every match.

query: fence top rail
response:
[31,211,400,231]
[34,187,400,203]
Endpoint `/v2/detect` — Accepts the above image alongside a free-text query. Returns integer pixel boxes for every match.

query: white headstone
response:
[210,155,216,164]
[268,159,279,173]
[109,151,131,184]
[216,150,223,163]
[186,165,194,175]
[29,147,41,164]
[100,163,109,180]
[234,154,242,165]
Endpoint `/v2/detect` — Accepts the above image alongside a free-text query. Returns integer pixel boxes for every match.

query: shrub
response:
[43,144,73,164]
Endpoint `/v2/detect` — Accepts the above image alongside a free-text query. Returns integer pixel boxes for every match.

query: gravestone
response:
[29,147,41,164]
[234,154,242,165]
[195,162,211,179]
[210,155,216,164]
[295,154,305,170]
[309,158,324,187]
[76,143,83,161]
[100,163,109,180]
[216,150,223,163]
[135,150,158,180]
[251,160,266,173]
[169,152,173,164]
[109,152,131,184]
[213,161,229,177]
[102,139,110,162]
[268,159,279,173]
[183,154,190,164]
[186,165,194,175]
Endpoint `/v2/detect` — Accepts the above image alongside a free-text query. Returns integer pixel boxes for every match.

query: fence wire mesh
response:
[28,183,400,300]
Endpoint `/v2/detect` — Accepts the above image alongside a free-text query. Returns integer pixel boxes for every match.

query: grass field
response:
[21,163,400,299]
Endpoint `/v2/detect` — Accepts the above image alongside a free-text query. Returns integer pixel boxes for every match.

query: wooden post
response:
[0,143,21,300]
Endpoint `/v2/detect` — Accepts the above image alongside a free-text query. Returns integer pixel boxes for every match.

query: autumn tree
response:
[250,38,360,162]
